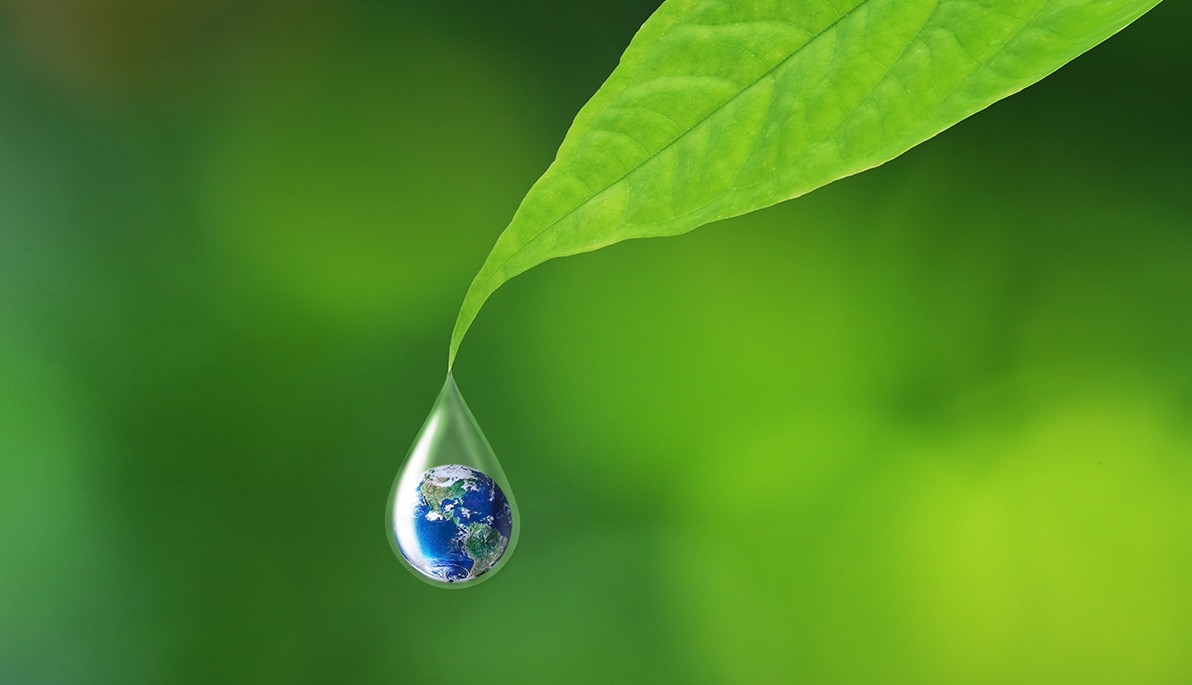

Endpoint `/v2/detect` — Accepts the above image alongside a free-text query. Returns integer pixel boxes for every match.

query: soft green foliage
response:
[450,0,1161,366]
[2,2,1190,683]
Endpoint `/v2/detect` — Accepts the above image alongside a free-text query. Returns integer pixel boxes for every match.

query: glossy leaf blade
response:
[449,0,1161,367]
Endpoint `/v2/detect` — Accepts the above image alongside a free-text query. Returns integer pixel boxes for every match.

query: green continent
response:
[462,522,508,574]
[419,479,469,519]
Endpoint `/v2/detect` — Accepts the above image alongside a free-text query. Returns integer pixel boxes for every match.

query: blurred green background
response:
[1,1,1189,683]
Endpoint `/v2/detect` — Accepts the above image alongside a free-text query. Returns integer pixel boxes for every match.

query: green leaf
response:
[449,0,1161,367]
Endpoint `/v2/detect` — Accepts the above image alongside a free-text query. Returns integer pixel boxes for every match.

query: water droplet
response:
[386,373,519,587]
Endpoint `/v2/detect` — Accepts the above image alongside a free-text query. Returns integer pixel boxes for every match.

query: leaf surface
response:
[449,0,1161,366]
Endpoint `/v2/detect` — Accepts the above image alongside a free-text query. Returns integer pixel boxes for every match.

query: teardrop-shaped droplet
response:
[386,373,519,587]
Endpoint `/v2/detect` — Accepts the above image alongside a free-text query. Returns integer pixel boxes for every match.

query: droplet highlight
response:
[386,374,519,587]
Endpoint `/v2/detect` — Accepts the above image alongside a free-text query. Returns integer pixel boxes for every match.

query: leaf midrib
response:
[474,0,874,291]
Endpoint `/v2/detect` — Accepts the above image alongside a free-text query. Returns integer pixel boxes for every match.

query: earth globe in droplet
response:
[395,464,513,583]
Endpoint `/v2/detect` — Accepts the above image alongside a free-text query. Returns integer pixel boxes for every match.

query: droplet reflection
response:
[386,374,519,587]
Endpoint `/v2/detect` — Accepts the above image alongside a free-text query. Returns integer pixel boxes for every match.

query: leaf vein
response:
[476,0,873,290]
